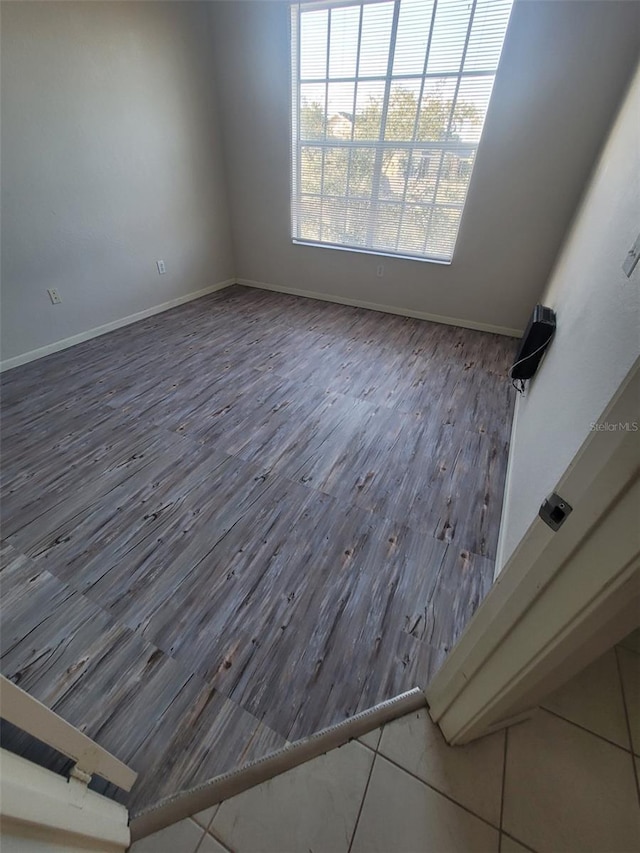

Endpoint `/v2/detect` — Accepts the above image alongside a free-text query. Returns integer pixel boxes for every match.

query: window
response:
[291,0,514,262]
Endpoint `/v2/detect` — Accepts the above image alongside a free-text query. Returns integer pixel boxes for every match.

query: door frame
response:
[426,360,639,744]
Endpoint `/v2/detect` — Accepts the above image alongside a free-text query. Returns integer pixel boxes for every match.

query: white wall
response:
[3,1,638,363]
[208,0,639,336]
[495,63,640,572]
[1,1,234,364]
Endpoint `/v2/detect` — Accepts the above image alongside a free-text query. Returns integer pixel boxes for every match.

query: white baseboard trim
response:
[493,390,522,579]
[0,279,235,372]
[2,276,521,372]
[237,278,523,338]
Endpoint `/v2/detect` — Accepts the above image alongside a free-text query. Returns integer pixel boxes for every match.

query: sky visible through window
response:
[291,0,514,262]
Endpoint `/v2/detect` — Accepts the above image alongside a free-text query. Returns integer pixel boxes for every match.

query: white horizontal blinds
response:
[291,0,513,261]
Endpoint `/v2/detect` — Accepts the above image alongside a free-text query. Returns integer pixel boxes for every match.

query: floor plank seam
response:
[1,285,516,809]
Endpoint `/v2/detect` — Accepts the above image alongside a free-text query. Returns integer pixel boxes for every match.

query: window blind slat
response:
[291,0,513,262]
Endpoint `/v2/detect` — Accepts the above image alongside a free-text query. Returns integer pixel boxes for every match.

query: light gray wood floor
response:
[0,285,516,811]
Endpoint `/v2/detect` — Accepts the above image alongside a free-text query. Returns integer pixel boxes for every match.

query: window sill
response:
[292,239,453,266]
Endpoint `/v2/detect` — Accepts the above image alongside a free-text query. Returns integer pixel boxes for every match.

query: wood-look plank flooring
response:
[0,285,516,812]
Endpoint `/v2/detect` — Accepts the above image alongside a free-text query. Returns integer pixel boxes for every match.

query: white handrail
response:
[0,675,137,792]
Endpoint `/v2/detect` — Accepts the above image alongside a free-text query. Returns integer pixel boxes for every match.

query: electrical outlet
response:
[376,264,384,277]
[47,288,62,304]
[156,260,166,275]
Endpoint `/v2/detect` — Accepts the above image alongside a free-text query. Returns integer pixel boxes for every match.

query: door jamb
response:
[426,361,639,744]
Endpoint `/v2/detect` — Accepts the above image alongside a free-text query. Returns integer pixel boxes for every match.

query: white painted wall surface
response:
[495,63,640,573]
[208,0,639,335]
[1,1,234,363]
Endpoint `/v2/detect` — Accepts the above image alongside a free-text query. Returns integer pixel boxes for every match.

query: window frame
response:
[290,0,511,264]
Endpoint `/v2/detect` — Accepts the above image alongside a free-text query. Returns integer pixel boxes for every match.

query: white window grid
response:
[291,0,511,262]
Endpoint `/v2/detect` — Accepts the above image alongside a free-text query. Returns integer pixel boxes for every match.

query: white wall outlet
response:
[376,264,384,277]
[156,259,167,275]
[47,288,62,304]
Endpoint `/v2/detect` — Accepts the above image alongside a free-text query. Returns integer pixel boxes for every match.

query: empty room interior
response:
[0,1,639,851]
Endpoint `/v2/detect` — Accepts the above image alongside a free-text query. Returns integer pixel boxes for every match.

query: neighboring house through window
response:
[290,0,514,262]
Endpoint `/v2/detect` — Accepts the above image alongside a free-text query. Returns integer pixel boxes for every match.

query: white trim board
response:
[0,675,136,791]
[1,749,130,852]
[237,278,524,338]
[2,275,521,372]
[426,361,640,745]
[493,390,522,578]
[0,279,235,372]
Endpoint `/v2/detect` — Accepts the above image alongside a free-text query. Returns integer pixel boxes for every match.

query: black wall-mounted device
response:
[510,304,556,382]
[539,493,572,532]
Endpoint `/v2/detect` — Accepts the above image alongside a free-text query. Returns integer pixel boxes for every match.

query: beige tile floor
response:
[130,634,640,853]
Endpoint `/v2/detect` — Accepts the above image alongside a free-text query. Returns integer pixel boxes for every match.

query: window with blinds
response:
[291,0,514,262]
